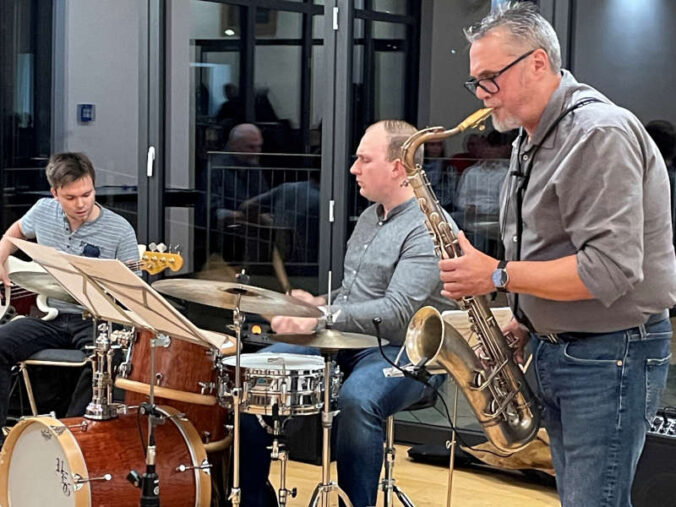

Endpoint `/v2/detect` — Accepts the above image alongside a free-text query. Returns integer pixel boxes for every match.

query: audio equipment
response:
[632,409,676,507]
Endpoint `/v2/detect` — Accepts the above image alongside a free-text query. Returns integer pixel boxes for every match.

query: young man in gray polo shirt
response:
[439,3,676,506]
[0,152,139,438]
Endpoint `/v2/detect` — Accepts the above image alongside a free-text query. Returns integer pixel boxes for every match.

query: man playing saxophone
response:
[439,3,676,506]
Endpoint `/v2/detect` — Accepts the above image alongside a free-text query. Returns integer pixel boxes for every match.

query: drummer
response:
[240,120,455,506]
[0,152,139,443]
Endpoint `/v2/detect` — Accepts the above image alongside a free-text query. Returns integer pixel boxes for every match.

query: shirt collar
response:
[376,196,416,222]
[526,70,578,150]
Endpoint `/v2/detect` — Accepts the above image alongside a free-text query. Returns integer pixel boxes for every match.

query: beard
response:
[491,109,522,132]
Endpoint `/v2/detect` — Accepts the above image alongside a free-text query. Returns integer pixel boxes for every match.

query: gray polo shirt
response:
[20,197,139,313]
[328,197,455,346]
[501,70,676,333]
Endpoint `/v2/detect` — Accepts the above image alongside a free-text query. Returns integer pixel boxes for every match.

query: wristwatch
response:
[491,260,510,292]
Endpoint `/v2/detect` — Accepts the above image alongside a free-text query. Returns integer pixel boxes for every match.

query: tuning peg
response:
[157,243,167,253]
[148,242,157,252]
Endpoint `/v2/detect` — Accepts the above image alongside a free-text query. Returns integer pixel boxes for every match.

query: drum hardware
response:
[228,291,246,507]
[199,381,217,395]
[155,372,163,385]
[175,459,212,473]
[72,472,112,490]
[308,348,352,507]
[259,405,298,507]
[67,421,89,432]
[85,322,123,421]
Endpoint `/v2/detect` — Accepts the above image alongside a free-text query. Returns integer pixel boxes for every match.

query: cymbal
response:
[9,272,76,304]
[270,328,387,351]
[152,279,322,318]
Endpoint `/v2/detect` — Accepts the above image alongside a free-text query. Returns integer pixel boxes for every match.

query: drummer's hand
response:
[289,289,326,306]
[271,315,317,335]
[502,317,530,365]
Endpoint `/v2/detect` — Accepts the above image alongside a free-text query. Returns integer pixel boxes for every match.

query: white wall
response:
[571,0,676,124]
[58,0,143,187]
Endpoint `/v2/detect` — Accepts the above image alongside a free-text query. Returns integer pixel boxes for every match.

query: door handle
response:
[146,146,156,177]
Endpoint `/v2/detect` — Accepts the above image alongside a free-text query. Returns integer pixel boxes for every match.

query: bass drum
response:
[0,406,211,507]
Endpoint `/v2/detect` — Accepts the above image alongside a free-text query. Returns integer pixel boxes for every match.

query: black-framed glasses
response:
[464,49,535,96]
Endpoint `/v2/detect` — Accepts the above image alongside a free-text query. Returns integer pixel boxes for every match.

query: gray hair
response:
[464,2,561,73]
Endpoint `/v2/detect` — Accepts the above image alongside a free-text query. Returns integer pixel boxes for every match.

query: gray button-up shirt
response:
[328,197,454,346]
[501,71,676,333]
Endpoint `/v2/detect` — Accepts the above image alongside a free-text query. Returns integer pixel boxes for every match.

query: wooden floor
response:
[269,445,560,506]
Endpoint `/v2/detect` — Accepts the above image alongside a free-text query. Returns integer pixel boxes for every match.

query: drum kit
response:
[0,269,385,507]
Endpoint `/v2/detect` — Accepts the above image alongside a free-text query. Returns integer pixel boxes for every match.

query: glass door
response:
[162,0,326,294]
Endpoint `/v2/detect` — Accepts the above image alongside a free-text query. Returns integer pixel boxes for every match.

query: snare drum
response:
[116,329,234,445]
[0,406,211,507]
[220,352,341,416]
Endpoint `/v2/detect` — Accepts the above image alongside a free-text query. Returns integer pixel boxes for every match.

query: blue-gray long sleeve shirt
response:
[328,197,455,346]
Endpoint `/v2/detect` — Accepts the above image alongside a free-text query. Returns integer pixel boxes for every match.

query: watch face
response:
[491,269,507,288]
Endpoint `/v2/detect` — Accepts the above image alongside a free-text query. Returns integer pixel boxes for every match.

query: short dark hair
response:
[45,152,96,189]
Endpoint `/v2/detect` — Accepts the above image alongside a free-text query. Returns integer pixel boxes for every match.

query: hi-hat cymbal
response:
[9,272,76,304]
[152,279,322,318]
[270,328,387,350]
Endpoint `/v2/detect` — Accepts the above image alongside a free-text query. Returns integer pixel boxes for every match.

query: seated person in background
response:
[239,120,455,507]
[423,139,456,208]
[0,152,139,441]
[448,132,485,176]
[452,130,517,254]
[239,171,321,265]
[209,123,269,228]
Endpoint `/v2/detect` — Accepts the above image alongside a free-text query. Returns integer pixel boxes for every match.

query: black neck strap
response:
[511,97,602,330]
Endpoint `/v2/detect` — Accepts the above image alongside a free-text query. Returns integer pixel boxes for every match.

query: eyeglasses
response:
[464,49,535,96]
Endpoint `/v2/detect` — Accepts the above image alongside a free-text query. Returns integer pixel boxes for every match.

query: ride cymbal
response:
[152,279,322,318]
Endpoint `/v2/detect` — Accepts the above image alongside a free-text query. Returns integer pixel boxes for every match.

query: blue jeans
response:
[532,318,672,507]
[239,343,441,507]
[0,314,94,427]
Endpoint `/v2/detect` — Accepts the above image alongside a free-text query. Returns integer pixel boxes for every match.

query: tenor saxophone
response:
[402,109,540,453]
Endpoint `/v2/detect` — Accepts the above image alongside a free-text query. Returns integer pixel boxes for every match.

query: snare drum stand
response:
[308,349,352,507]
[264,404,297,506]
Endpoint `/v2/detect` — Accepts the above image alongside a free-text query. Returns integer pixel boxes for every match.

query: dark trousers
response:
[0,314,93,427]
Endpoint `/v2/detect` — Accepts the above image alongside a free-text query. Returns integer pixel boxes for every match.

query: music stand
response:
[8,239,214,506]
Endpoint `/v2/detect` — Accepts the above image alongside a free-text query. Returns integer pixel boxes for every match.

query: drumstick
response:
[272,246,292,294]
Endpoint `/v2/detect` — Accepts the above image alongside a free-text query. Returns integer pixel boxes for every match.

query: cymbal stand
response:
[309,349,352,507]
[228,292,245,506]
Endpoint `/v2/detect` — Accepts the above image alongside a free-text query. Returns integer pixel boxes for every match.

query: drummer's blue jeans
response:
[239,343,442,507]
[532,318,671,507]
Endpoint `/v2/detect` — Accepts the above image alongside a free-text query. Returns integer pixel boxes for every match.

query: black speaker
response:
[631,412,676,507]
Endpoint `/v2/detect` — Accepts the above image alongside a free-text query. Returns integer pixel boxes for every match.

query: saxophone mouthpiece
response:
[459,107,493,132]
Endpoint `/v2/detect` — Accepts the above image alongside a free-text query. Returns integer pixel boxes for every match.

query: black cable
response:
[372,317,515,459]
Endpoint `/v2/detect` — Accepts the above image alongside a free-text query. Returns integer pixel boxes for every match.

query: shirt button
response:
[378,221,383,226]
[522,154,529,161]
[363,245,368,249]
[512,235,518,243]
